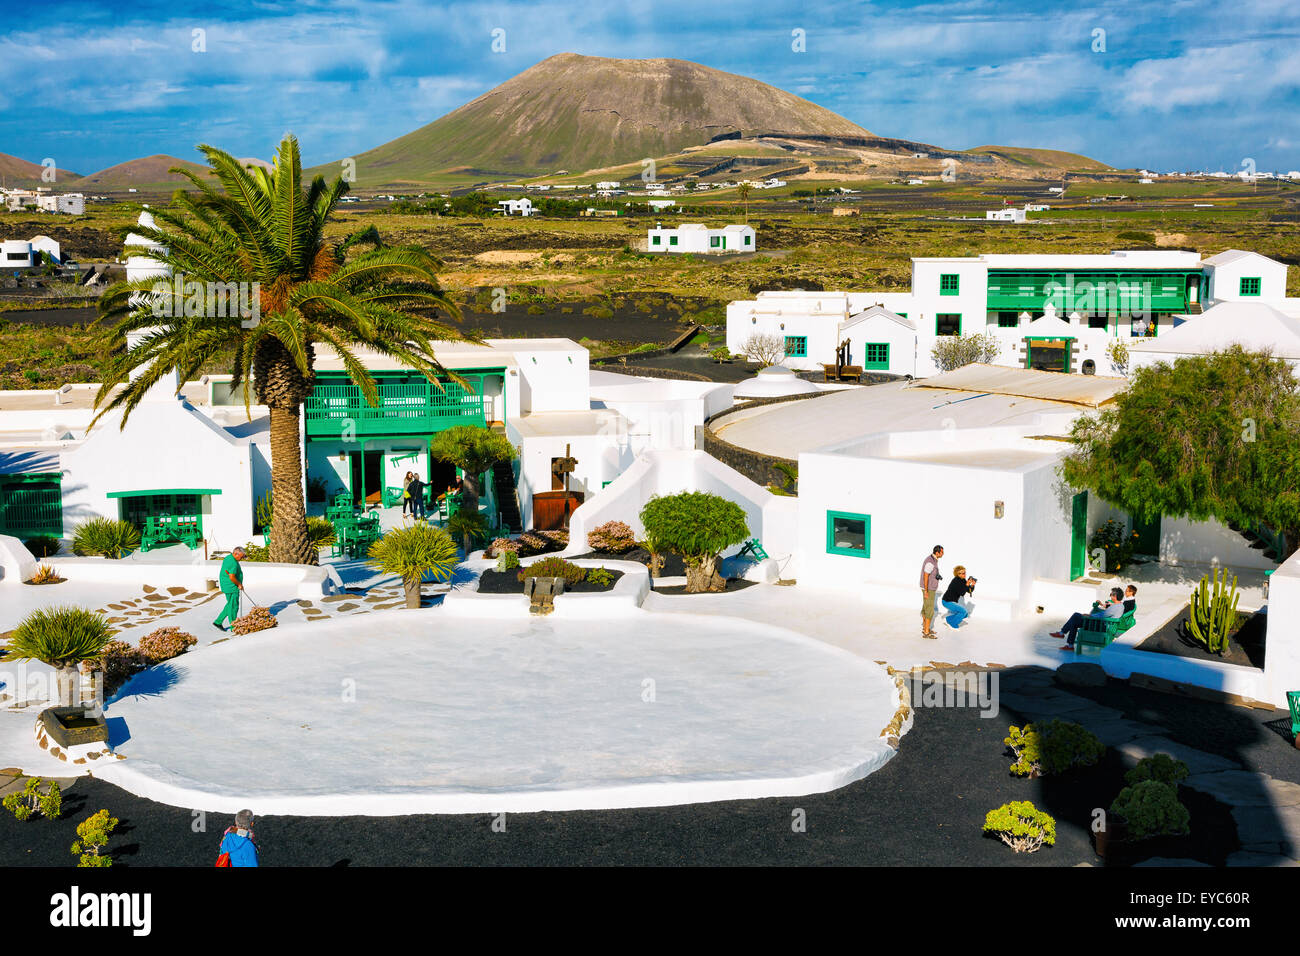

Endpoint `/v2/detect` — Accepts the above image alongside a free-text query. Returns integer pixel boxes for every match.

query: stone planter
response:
[35,706,117,765]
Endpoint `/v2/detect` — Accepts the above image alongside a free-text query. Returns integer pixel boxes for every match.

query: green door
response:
[1070,491,1088,580]
[1132,512,1161,556]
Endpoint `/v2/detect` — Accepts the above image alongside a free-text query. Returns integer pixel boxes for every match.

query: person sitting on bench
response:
[1123,584,1138,614]
[1053,587,1125,650]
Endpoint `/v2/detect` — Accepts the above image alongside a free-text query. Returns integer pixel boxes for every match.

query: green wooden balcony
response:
[986,270,1202,314]
[305,374,494,437]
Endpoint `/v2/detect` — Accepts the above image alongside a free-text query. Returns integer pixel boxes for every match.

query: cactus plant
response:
[1186,568,1240,654]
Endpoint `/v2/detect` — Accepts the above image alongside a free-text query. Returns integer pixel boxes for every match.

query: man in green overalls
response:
[213,546,246,631]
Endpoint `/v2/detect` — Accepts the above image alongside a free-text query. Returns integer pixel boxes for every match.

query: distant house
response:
[497,198,534,217]
[1,235,60,267]
[648,199,676,211]
[832,207,860,217]
[986,208,1027,223]
[0,189,84,214]
[646,223,756,254]
[906,179,924,185]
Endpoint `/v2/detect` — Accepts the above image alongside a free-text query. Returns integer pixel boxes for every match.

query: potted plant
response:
[5,606,112,706]
[366,522,460,608]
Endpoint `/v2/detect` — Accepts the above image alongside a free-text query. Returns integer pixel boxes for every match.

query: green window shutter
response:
[1240,276,1261,296]
[784,336,807,357]
[826,511,871,558]
[940,273,960,296]
[669,235,678,246]
[651,235,661,245]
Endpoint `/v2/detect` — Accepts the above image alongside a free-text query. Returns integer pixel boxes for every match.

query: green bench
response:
[736,538,769,562]
[1288,692,1300,741]
[140,514,202,552]
[1074,608,1136,653]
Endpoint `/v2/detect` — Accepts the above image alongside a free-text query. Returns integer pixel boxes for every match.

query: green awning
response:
[106,488,223,498]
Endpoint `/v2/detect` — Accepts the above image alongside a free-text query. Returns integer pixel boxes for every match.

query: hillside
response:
[0,151,81,187]
[967,145,1113,172]
[73,154,214,191]
[314,53,874,186]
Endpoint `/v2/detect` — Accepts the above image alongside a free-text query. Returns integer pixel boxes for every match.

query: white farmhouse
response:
[646,223,756,254]
[497,198,534,217]
[0,235,62,267]
[986,208,1027,223]
[726,248,1299,378]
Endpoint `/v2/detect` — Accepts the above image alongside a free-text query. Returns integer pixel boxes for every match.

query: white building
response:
[986,208,1027,223]
[1,235,62,267]
[497,198,534,217]
[646,223,756,254]
[726,248,1298,379]
[1128,301,1300,374]
[1,189,84,214]
[647,199,675,211]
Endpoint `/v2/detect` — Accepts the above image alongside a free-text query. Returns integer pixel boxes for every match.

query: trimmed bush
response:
[23,536,60,558]
[1124,753,1190,788]
[586,566,614,588]
[485,537,521,559]
[640,491,749,592]
[587,520,637,553]
[518,556,587,585]
[983,801,1056,853]
[3,777,62,821]
[1006,720,1105,777]
[137,627,197,664]
[70,518,140,559]
[231,606,277,636]
[1109,780,1190,840]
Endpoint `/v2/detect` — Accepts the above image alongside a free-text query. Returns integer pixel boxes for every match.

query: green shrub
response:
[367,522,460,607]
[70,518,140,558]
[1005,720,1105,777]
[306,516,337,548]
[23,536,60,558]
[583,305,614,320]
[587,520,636,553]
[710,346,731,363]
[1087,518,1136,573]
[1109,780,1190,840]
[3,777,62,821]
[495,549,521,573]
[6,606,111,668]
[240,542,270,562]
[1187,568,1241,654]
[71,809,118,867]
[1124,753,1190,788]
[587,567,614,588]
[519,556,587,585]
[983,801,1056,853]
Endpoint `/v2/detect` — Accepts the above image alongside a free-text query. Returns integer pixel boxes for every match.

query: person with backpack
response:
[216,809,259,867]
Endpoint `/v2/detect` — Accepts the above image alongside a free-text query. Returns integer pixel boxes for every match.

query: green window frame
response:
[939,273,960,296]
[1240,276,1261,296]
[669,235,678,246]
[826,511,871,558]
[744,235,752,246]
[651,235,661,246]
[784,335,807,357]
[936,313,962,336]
[864,343,889,369]
[996,311,1020,328]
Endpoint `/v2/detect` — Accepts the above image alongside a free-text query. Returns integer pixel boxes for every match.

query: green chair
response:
[1287,692,1300,741]
[736,538,769,561]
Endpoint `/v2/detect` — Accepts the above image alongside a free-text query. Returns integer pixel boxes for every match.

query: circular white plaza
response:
[96,609,901,816]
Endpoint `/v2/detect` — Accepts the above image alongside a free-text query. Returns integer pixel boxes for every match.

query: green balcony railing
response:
[305,374,493,437]
[986,270,1201,314]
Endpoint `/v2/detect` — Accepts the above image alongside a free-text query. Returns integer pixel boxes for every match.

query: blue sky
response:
[1,0,1298,175]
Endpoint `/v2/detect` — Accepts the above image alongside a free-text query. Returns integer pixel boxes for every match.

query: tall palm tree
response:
[94,136,465,564]
[736,182,751,223]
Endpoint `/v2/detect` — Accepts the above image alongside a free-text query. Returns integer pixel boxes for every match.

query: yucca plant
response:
[70,517,140,559]
[6,606,112,706]
[306,515,337,548]
[367,522,460,608]
[445,510,487,556]
[93,135,466,565]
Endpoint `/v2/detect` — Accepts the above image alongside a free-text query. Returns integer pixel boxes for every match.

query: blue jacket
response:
[220,831,259,867]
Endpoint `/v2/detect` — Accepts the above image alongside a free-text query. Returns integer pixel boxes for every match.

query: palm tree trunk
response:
[404,575,422,609]
[268,403,317,565]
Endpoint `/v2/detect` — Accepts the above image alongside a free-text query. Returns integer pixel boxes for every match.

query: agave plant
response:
[445,510,488,556]
[367,522,460,608]
[6,606,112,706]
[93,135,466,565]
[70,518,140,559]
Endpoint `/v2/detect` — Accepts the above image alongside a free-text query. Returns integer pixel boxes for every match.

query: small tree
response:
[1062,347,1300,550]
[639,492,750,592]
[71,809,118,867]
[7,607,112,705]
[3,777,62,821]
[737,182,752,222]
[1105,338,1130,375]
[429,426,517,503]
[931,331,1001,372]
[740,333,786,367]
[367,522,460,608]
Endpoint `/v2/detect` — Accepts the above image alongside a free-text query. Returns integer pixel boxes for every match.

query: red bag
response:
[215,851,232,867]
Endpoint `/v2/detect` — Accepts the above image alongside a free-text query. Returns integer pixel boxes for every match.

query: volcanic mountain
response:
[0,151,80,187]
[319,53,875,186]
[73,154,214,191]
